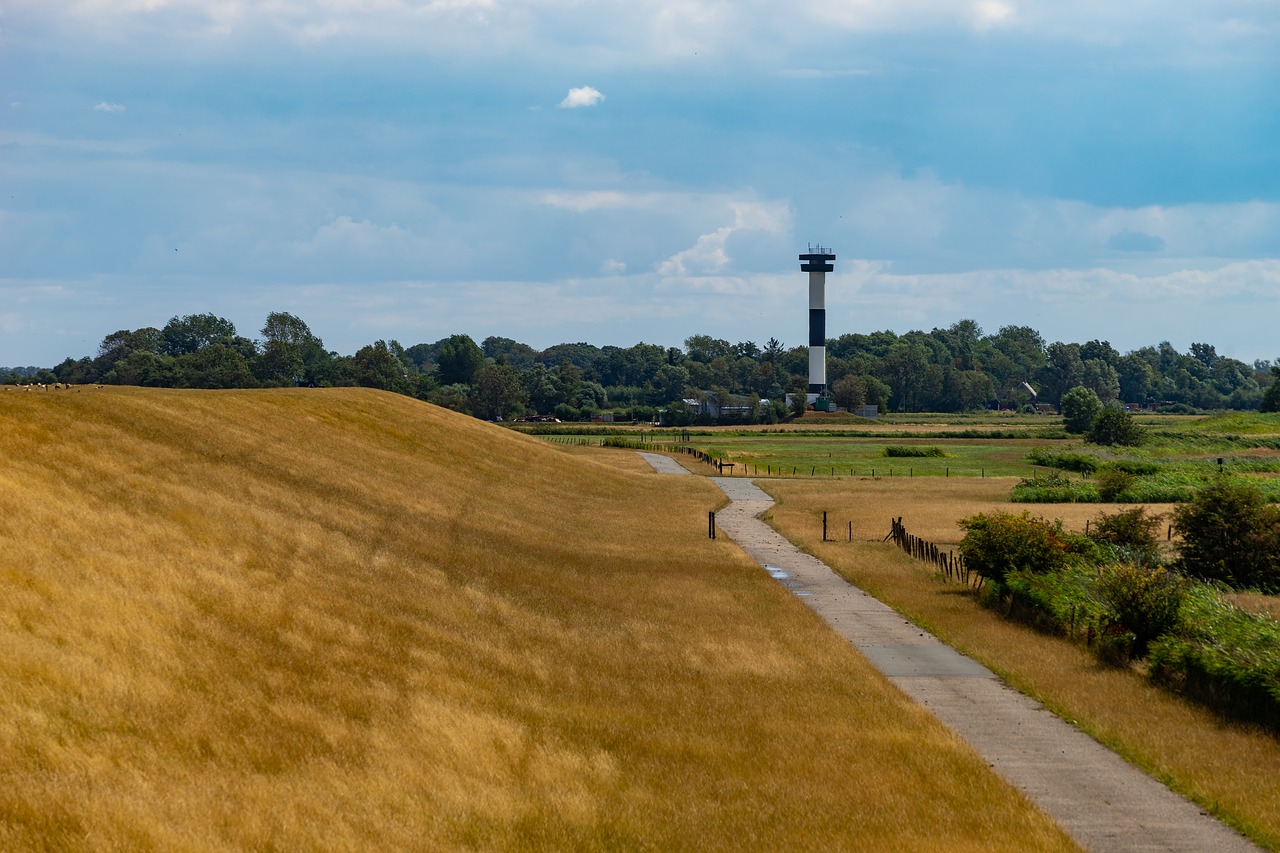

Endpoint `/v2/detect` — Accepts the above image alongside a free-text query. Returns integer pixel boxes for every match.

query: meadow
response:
[757,475,1280,850]
[0,387,1075,851]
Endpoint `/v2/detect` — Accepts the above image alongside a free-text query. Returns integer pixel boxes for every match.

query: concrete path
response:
[639,454,1259,853]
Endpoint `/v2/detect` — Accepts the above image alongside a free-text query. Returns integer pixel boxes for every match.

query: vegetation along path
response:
[636,452,1259,853]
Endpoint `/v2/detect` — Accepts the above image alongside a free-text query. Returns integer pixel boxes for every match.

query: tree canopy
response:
[5,313,1275,425]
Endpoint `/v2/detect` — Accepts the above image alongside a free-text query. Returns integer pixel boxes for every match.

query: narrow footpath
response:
[637,453,1260,853]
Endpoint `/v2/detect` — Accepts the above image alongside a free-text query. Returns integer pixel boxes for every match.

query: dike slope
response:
[1,387,1074,851]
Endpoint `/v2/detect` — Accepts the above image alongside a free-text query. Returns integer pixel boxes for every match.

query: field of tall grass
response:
[760,476,1280,850]
[0,387,1074,851]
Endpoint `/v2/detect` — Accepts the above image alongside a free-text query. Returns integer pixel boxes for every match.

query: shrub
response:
[1096,563,1187,659]
[1061,386,1103,434]
[883,445,947,458]
[958,511,1072,588]
[1004,562,1109,640]
[1173,478,1280,591]
[1025,447,1100,473]
[1147,583,1280,730]
[1089,408,1144,446]
[1088,506,1162,564]
[1095,467,1137,502]
[1010,472,1099,503]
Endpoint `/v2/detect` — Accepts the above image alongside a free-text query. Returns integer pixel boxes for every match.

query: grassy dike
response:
[760,476,1280,851]
[0,388,1075,851]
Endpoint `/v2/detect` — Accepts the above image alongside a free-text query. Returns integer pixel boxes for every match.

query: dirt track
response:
[639,453,1260,853]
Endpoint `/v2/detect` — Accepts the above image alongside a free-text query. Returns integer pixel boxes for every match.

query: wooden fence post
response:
[708,511,716,540]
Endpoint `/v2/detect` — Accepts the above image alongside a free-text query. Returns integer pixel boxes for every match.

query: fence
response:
[884,516,981,588]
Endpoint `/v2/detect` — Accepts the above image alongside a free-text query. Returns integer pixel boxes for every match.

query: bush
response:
[1096,564,1187,659]
[1173,478,1280,591]
[1095,467,1137,502]
[883,445,947,458]
[1004,562,1109,640]
[1088,506,1162,564]
[1089,408,1144,446]
[1147,583,1280,730]
[1025,447,1100,473]
[958,511,1073,587]
[1010,471,1099,503]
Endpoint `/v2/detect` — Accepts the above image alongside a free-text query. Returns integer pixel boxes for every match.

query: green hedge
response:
[1148,585,1280,731]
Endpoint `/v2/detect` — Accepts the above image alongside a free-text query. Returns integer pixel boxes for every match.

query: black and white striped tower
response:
[799,245,835,396]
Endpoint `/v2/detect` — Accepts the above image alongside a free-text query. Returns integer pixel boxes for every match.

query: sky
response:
[2,0,1278,367]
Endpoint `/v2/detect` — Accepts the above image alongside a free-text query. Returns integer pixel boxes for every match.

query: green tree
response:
[256,312,325,386]
[95,327,164,373]
[173,343,255,389]
[473,363,526,420]
[683,334,732,363]
[103,350,174,386]
[351,341,409,393]
[1060,386,1103,434]
[830,374,866,410]
[481,336,538,370]
[435,334,485,385]
[161,314,238,357]
[1261,367,1280,413]
[761,337,786,363]
[1088,408,1143,446]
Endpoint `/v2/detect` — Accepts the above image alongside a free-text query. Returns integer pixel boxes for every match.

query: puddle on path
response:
[765,566,811,597]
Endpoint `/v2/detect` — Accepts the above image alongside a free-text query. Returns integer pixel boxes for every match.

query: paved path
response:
[639,454,1259,853]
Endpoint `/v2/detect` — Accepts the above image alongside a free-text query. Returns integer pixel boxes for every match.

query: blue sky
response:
[3,1,1278,367]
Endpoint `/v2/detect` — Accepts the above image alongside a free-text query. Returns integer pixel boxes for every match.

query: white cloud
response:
[972,1,1016,30]
[601,258,626,274]
[658,200,790,277]
[92,102,125,112]
[558,86,605,109]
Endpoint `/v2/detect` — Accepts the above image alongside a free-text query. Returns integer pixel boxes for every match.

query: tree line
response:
[3,312,1277,422]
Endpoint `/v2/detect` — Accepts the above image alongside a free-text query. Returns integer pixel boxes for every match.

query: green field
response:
[574,412,1280,499]
[680,435,1044,478]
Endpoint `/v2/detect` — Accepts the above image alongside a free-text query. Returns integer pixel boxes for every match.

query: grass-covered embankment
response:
[0,387,1074,851]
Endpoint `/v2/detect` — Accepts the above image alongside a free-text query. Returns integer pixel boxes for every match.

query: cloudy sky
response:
[2,1,1277,366]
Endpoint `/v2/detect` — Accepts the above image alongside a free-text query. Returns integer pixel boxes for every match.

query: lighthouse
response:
[799,245,835,399]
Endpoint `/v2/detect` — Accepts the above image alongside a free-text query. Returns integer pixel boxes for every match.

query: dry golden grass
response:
[0,388,1074,851]
[761,476,1280,851]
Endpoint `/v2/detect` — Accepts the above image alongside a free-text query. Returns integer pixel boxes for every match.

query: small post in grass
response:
[822,511,828,542]
[708,511,716,540]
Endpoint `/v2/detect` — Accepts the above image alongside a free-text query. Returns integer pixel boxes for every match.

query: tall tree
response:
[161,314,239,357]
[435,334,485,386]
[473,363,526,420]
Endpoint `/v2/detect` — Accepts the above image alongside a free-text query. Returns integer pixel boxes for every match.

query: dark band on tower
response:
[798,245,835,395]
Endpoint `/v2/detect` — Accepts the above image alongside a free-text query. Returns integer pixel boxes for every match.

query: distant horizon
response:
[4,2,1276,367]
